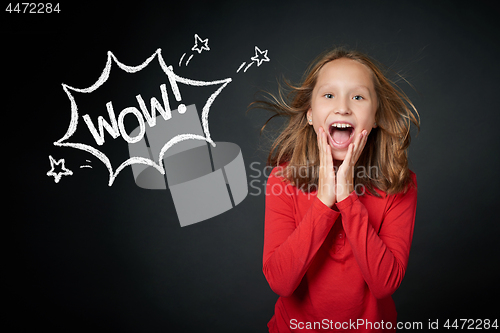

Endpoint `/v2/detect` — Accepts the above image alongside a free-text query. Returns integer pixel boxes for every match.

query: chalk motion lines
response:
[237,46,270,73]
[179,33,210,66]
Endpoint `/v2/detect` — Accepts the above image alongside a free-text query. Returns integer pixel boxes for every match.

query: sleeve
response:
[337,173,418,299]
[262,168,340,297]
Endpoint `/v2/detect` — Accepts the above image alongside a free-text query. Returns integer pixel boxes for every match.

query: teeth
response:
[331,123,352,128]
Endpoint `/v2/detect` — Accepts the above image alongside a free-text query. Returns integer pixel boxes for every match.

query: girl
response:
[257,47,420,332]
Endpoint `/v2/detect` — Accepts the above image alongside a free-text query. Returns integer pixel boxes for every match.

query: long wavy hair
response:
[251,47,420,196]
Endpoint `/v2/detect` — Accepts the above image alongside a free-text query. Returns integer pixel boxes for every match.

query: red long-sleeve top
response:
[263,167,417,332]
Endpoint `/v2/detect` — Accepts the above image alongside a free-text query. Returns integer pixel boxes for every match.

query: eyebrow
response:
[316,84,372,93]
[353,85,371,91]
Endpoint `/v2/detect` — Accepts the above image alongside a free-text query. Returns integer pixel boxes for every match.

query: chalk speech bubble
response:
[55,48,232,186]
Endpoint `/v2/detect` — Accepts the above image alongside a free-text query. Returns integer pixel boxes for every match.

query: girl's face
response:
[307,58,378,161]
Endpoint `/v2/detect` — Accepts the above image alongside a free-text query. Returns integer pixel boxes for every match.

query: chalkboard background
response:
[6,0,499,331]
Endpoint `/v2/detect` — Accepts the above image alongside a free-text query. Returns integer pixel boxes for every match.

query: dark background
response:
[6,0,499,331]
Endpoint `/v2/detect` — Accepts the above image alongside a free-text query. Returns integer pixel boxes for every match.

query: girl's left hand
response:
[336,130,368,202]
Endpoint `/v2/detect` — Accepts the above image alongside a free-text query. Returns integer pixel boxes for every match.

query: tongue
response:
[332,128,350,144]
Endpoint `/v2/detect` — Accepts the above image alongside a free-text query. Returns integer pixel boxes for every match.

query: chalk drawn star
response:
[251,46,270,67]
[47,155,73,183]
[191,34,210,54]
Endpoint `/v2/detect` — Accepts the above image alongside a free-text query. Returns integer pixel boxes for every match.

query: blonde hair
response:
[252,47,420,195]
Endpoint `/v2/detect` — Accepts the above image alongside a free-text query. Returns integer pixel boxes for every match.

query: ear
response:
[307,109,312,123]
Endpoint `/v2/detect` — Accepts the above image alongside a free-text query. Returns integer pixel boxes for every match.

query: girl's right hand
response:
[316,127,336,208]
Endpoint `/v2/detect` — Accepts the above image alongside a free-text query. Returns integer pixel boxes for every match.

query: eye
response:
[353,95,364,100]
[324,93,334,99]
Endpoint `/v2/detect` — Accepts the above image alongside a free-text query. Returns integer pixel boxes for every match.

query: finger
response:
[350,131,363,163]
[324,134,334,173]
[322,132,331,172]
[319,128,334,179]
[321,128,331,163]
[318,130,330,180]
[359,130,369,154]
[337,142,354,196]
[317,128,325,163]
[319,127,325,150]
[316,124,321,150]
[351,130,368,164]
[319,128,326,162]
[343,142,355,168]
[352,130,363,151]
[318,128,328,176]
[337,142,354,177]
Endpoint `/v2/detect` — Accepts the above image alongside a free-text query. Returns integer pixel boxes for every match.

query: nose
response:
[334,96,351,115]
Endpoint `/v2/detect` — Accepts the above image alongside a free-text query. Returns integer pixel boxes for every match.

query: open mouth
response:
[329,122,355,146]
